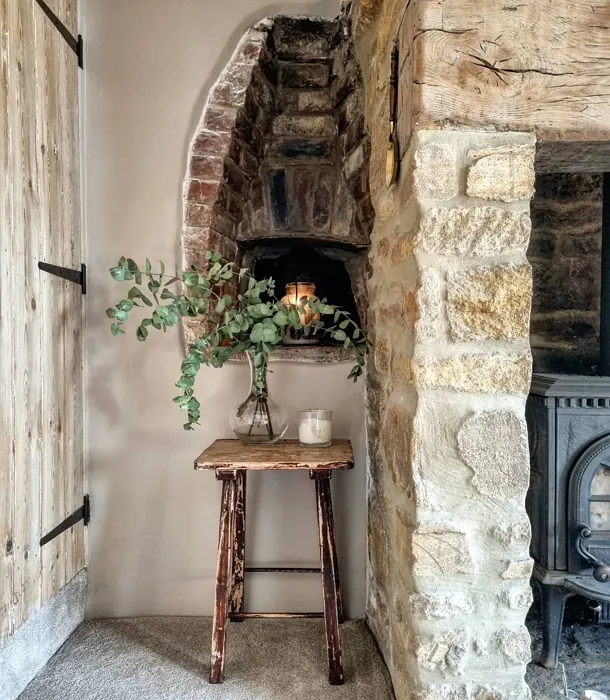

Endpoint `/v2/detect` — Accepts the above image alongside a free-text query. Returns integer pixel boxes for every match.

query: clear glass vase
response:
[229,350,289,445]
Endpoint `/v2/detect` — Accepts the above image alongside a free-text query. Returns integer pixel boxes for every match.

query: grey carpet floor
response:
[18,618,395,700]
[19,615,610,700]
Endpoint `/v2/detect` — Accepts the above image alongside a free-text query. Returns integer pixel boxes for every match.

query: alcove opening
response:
[242,239,364,347]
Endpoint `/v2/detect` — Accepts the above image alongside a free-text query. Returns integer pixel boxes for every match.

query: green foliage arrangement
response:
[106,252,367,430]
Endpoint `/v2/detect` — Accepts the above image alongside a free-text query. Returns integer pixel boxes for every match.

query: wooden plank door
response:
[0,0,84,642]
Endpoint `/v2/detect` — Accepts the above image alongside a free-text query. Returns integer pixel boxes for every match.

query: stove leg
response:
[538,583,573,670]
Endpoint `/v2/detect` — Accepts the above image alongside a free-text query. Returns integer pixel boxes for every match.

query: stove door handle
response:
[577,524,610,583]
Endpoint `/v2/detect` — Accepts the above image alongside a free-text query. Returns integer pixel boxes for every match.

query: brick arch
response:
[181,11,374,348]
[181,19,276,346]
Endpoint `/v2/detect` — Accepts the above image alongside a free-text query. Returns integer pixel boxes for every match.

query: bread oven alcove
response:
[180,10,372,361]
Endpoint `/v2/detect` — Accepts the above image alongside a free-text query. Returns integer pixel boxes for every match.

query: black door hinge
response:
[34,0,83,69]
[38,262,86,295]
[40,495,90,547]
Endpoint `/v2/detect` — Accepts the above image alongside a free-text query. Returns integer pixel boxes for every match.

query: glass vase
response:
[229,350,289,445]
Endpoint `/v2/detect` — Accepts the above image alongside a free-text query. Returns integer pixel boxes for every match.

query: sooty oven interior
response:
[526,172,610,668]
[240,240,367,348]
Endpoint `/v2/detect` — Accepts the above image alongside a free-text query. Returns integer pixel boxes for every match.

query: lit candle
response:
[281,281,319,326]
[281,282,321,346]
[299,409,332,447]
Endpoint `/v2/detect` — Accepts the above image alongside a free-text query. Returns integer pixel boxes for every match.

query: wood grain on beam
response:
[411,0,610,142]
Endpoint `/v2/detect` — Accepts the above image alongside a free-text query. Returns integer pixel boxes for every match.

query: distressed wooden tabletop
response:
[194,439,354,471]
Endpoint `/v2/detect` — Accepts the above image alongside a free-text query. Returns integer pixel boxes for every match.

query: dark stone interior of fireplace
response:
[528,172,604,374]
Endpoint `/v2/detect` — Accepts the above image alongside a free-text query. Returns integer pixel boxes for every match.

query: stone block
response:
[558,231,601,257]
[500,582,533,611]
[489,522,531,547]
[410,590,474,619]
[191,129,231,156]
[297,89,332,112]
[188,155,224,181]
[224,158,250,198]
[415,630,469,673]
[467,144,535,202]
[457,410,529,501]
[281,62,329,88]
[416,207,531,257]
[417,684,470,700]
[530,201,602,233]
[495,626,531,665]
[185,179,220,206]
[184,203,212,228]
[416,268,443,342]
[530,314,598,346]
[534,172,602,202]
[447,264,532,341]
[272,114,335,136]
[212,212,236,238]
[374,336,390,373]
[412,524,472,576]
[203,106,237,133]
[239,146,259,177]
[475,684,532,700]
[344,141,367,180]
[531,258,600,314]
[275,17,332,61]
[234,31,267,64]
[343,113,366,155]
[382,402,415,492]
[414,142,458,201]
[501,559,533,580]
[210,62,253,106]
[267,137,333,161]
[413,352,532,396]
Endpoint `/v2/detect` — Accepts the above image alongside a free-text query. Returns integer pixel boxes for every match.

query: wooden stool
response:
[194,439,354,686]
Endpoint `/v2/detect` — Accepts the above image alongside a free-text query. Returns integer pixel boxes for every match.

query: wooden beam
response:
[410,0,610,142]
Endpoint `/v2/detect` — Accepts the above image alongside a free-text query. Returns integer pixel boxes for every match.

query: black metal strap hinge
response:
[34,0,83,69]
[38,262,86,295]
[40,495,90,547]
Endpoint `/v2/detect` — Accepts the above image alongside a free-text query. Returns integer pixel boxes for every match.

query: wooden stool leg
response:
[230,470,246,619]
[326,487,344,625]
[312,470,344,686]
[210,472,237,684]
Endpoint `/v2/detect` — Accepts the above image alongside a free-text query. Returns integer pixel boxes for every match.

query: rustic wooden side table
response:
[194,439,354,685]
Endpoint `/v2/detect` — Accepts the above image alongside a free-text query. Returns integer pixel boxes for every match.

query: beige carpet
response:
[18,617,395,700]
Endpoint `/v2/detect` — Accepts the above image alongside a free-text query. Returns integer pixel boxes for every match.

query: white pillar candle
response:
[299,409,332,447]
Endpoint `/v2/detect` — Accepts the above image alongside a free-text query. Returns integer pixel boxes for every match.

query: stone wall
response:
[355,3,536,698]
[365,130,535,700]
[528,173,603,374]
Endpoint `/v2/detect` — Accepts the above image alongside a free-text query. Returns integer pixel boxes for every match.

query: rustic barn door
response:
[0,0,85,642]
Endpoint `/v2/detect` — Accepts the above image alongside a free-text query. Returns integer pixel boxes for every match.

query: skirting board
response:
[0,568,87,700]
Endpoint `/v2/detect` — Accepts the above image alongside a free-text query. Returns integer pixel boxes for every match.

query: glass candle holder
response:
[298,409,333,447]
[281,282,321,346]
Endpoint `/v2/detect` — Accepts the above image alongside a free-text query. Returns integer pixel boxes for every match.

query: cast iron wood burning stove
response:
[527,174,610,668]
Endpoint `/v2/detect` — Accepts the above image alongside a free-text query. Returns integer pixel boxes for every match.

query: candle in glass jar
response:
[299,409,332,447]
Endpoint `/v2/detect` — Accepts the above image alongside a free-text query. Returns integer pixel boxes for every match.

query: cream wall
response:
[83,0,367,619]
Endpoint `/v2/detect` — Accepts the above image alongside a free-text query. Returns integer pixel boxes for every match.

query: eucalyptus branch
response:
[106,251,367,430]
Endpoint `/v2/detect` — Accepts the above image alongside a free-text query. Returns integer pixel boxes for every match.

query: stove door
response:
[568,435,610,575]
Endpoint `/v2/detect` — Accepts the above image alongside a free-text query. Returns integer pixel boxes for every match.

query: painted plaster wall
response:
[82,0,367,619]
